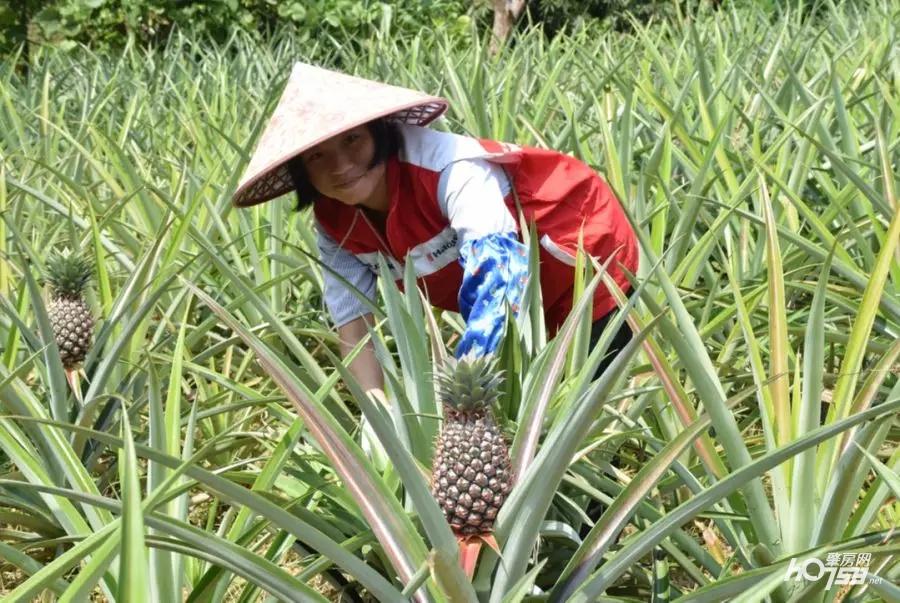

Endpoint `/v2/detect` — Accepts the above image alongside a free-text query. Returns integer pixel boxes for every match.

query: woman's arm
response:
[315,223,384,392]
[337,313,384,393]
[440,159,529,358]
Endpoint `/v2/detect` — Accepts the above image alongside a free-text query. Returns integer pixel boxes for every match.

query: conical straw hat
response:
[232,62,449,207]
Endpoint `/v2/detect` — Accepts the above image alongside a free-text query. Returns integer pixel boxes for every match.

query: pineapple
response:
[431,355,513,538]
[45,249,94,370]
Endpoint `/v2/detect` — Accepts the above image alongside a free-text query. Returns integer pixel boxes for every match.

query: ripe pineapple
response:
[45,250,94,370]
[431,355,513,538]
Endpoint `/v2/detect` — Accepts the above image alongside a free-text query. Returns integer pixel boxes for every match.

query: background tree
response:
[490,0,527,54]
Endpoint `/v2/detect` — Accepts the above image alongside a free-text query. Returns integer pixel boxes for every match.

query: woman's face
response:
[299,125,387,209]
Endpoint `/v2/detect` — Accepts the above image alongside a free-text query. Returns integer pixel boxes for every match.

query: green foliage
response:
[0,0,478,55]
[1,0,828,59]
[1,0,899,599]
[526,0,828,37]
[527,0,676,35]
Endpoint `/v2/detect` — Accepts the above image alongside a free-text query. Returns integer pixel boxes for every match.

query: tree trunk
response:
[490,0,527,55]
[20,1,32,76]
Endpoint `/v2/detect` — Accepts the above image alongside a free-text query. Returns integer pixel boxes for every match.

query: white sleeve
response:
[437,159,516,245]
[315,223,377,327]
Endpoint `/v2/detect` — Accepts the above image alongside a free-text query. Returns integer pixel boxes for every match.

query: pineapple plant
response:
[44,249,95,370]
[431,355,513,542]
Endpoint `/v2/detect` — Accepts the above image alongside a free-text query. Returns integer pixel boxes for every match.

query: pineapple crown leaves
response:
[44,248,93,297]
[435,353,505,413]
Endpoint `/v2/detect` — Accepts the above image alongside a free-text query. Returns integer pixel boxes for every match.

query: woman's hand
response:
[365,387,388,407]
[361,386,390,470]
[337,313,385,393]
[339,318,390,467]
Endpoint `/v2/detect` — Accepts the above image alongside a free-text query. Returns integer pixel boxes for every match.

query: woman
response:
[233,62,638,391]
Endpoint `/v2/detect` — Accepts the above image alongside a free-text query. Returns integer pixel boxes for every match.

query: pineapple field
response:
[1,1,899,601]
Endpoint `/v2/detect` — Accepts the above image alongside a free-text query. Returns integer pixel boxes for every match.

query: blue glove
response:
[456,232,529,358]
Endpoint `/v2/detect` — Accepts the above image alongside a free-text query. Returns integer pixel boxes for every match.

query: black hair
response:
[287,118,401,212]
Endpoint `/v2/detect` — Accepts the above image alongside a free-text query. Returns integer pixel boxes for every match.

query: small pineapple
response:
[431,355,513,538]
[45,249,94,370]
